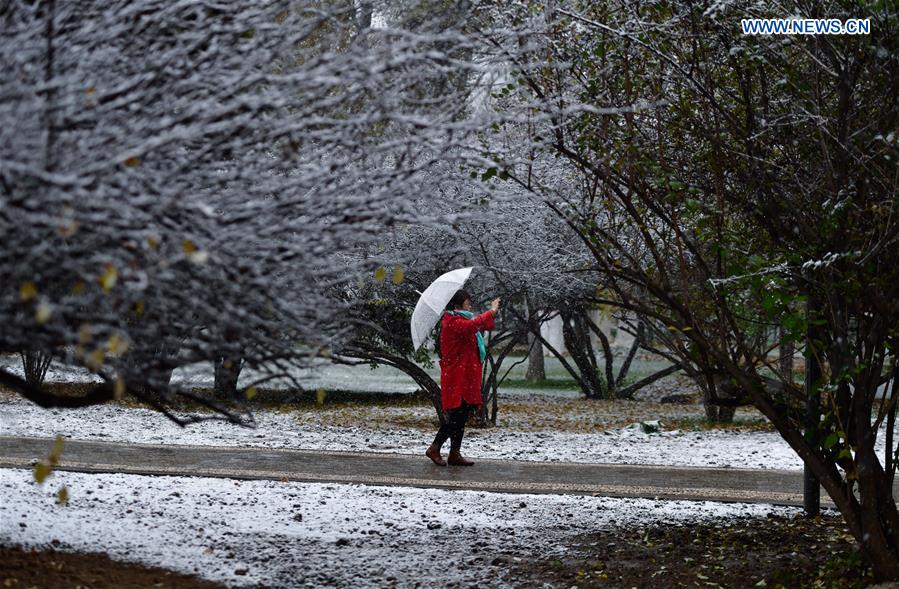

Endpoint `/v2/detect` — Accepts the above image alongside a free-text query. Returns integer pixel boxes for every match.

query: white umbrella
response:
[410,267,473,351]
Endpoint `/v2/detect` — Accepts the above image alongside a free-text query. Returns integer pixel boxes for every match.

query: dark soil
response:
[0,545,227,589]
[503,513,876,589]
[2,514,878,589]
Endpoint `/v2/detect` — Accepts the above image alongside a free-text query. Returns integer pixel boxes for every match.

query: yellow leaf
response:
[49,435,64,466]
[33,460,51,484]
[85,86,96,96]
[316,389,327,405]
[107,334,129,356]
[35,302,52,324]
[374,267,387,283]
[19,281,37,302]
[147,237,160,250]
[133,301,145,317]
[71,281,85,295]
[78,324,92,345]
[392,266,405,285]
[57,486,69,506]
[99,264,118,292]
[245,386,257,400]
[182,240,208,264]
[58,221,79,238]
[86,348,105,371]
[123,155,140,167]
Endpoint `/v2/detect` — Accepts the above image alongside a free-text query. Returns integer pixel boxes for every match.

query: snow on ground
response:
[1,397,804,469]
[0,353,682,398]
[0,468,799,588]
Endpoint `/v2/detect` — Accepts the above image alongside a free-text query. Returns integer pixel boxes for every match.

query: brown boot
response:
[447,449,474,466]
[426,445,446,466]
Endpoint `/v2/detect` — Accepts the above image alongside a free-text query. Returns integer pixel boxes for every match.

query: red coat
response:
[439,310,495,411]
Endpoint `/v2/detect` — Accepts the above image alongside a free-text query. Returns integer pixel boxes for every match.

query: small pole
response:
[804,291,821,516]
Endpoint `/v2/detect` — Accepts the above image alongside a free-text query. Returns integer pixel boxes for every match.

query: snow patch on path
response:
[0,469,799,588]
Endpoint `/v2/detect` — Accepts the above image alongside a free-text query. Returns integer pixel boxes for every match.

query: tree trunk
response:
[779,325,794,383]
[525,333,545,381]
[701,376,736,423]
[214,356,243,400]
[476,333,522,427]
[615,320,644,389]
[19,349,53,387]
[561,307,605,398]
[119,342,178,401]
[525,299,545,382]
[850,357,899,580]
[584,312,616,395]
[716,405,737,422]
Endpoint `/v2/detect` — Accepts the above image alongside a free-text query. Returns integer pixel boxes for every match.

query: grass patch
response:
[662,416,775,432]
[499,378,581,390]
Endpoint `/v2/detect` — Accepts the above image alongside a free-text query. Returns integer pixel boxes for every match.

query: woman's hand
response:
[490,298,501,313]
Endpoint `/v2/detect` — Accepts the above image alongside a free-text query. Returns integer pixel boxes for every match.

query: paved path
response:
[2,436,886,507]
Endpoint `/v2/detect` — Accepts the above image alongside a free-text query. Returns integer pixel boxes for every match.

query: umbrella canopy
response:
[410,267,473,351]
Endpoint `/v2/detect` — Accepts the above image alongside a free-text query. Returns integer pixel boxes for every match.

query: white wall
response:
[538,312,635,356]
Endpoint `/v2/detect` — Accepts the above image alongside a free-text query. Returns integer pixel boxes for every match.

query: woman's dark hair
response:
[447,289,471,310]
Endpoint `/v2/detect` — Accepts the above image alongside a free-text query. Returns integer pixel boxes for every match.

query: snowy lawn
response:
[0,353,687,398]
[0,468,799,588]
[2,396,806,470]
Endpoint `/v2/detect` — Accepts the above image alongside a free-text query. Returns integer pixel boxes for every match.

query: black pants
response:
[432,403,473,452]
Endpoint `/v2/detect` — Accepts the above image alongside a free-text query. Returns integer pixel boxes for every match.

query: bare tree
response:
[0,0,488,423]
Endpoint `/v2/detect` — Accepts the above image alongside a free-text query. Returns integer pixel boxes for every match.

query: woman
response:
[426,289,500,466]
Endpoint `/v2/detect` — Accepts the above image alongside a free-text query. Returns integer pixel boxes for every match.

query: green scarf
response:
[448,310,487,362]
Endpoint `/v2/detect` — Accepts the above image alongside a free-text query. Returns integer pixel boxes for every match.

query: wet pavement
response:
[2,435,888,507]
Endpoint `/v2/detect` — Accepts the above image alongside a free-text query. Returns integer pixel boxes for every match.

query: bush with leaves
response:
[477,0,899,578]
